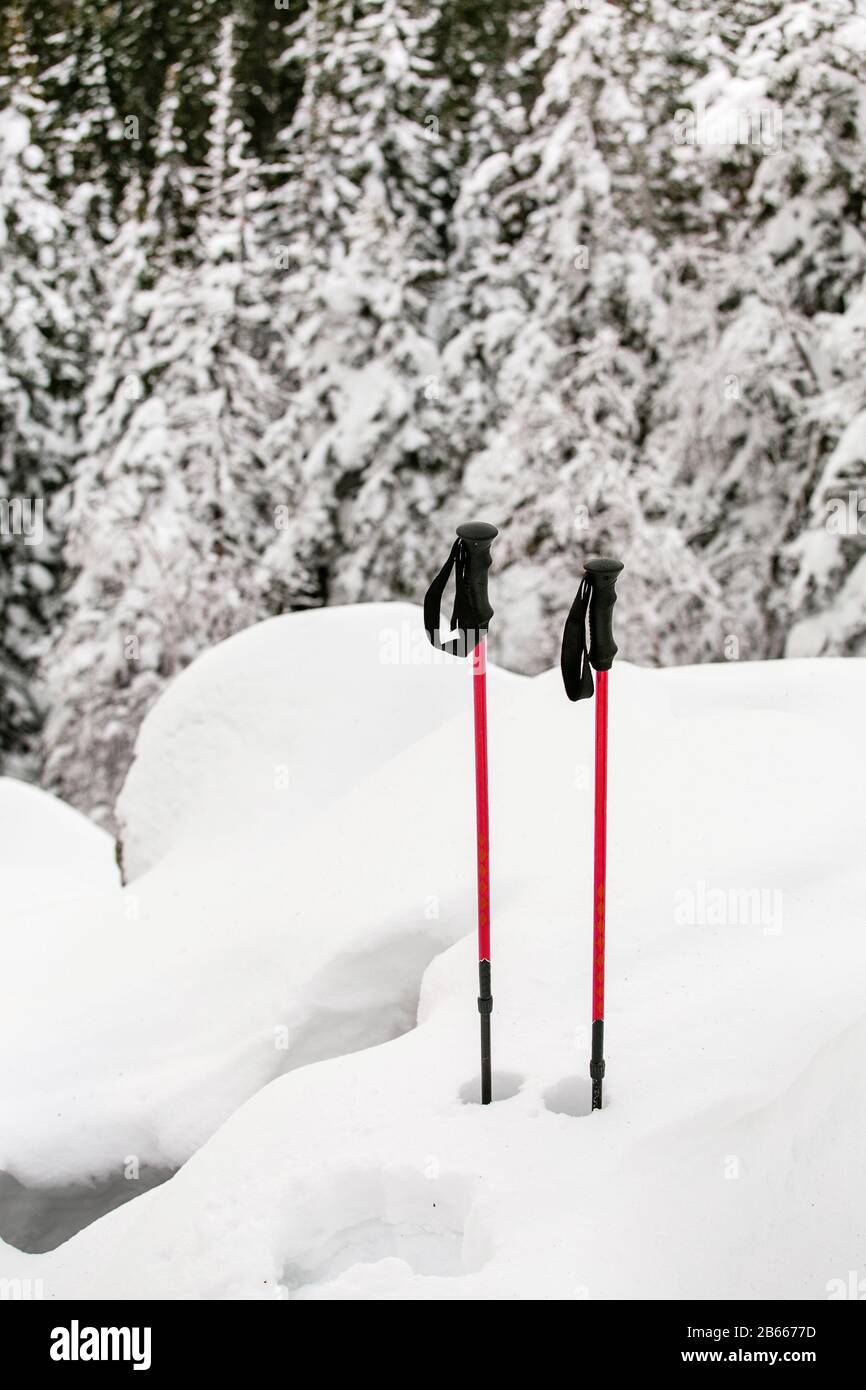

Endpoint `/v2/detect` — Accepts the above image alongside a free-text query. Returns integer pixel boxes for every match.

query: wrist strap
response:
[423,539,487,658]
[560,574,595,701]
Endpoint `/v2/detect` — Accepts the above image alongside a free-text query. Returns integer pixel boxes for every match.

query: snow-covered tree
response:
[44,17,279,823]
[257,0,452,612]
[0,27,74,774]
[3,0,866,811]
[646,0,866,660]
[436,1,728,672]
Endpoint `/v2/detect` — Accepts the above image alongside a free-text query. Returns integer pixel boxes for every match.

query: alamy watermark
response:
[826,1270,866,1300]
[675,880,783,934]
[0,1277,44,1300]
[379,621,487,666]
[50,1321,151,1370]
[0,497,43,546]
[673,100,783,151]
[826,491,865,536]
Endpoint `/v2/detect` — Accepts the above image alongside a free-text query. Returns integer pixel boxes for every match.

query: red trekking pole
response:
[561,556,624,1110]
[424,522,499,1104]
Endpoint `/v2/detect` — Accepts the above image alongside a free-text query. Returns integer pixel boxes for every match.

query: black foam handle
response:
[456,522,498,633]
[585,556,623,671]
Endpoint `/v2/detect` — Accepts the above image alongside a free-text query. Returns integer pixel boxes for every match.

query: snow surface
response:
[116,603,490,880]
[0,778,118,912]
[1,603,865,1299]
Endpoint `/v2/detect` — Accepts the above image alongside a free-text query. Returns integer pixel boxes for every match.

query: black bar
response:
[590,1017,605,1111]
[478,958,492,1104]
[7,1298,860,1363]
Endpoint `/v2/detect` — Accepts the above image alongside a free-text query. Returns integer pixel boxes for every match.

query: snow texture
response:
[1,603,864,1298]
[4,2,865,816]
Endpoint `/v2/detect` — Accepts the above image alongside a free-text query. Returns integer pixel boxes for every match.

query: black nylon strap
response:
[560,574,595,701]
[423,539,463,655]
[423,539,485,657]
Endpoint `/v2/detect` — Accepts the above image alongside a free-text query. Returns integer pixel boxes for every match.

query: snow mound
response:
[0,604,521,1191]
[116,603,495,880]
[0,778,117,911]
[1,604,865,1299]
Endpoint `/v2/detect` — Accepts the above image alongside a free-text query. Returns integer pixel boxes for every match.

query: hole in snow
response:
[286,1218,465,1293]
[543,1076,594,1118]
[0,1165,175,1254]
[281,1171,486,1297]
[458,1070,523,1105]
[282,927,447,1074]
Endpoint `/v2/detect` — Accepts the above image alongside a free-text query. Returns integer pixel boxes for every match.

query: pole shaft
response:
[473,638,491,960]
[591,668,608,1109]
[473,638,492,1103]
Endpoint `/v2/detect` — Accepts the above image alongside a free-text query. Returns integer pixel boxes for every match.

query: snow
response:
[0,109,30,159]
[20,0,865,816]
[116,603,484,879]
[1,603,865,1299]
[0,778,118,911]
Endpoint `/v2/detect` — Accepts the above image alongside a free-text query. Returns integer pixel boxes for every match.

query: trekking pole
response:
[560,556,624,1111]
[424,522,499,1104]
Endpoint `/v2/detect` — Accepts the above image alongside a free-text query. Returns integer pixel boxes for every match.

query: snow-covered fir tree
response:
[645,0,866,662]
[258,0,453,613]
[440,0,730,672]
[0,0,864,814]
[0,23,75,775]
[43,17,279,824]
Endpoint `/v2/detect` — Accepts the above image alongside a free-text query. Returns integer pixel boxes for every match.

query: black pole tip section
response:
[480,1014,492,1104]
[590,1018,605,1111]
[479,959,493,1105]
[456,521,499,543]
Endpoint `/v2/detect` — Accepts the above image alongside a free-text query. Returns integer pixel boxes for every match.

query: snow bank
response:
[0,778,118,911]
[116,603,492,879]
[0,605,522,1186]
[1,604,864,1299]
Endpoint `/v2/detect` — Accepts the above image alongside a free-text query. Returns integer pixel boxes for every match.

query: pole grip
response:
[585,557,624,672]
[455,522,498,638]
[424,521,498,656]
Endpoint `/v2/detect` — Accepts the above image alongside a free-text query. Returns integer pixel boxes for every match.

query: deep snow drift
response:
[0,779,117,912]
[1,603,864,1298]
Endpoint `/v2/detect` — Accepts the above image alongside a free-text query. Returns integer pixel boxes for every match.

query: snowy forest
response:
[1,0,865,828]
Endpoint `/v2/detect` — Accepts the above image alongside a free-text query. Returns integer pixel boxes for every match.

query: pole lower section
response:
[473,639,492,1104]
[591,668,608,1110]
[590,1018,605,1111]
[478,960,492,1105]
